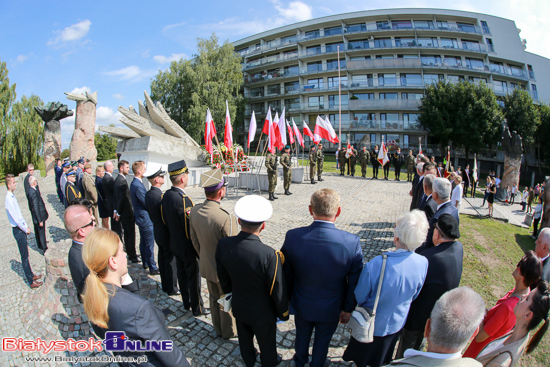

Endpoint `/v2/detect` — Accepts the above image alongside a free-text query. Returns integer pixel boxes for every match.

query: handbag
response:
[348,254,388,344]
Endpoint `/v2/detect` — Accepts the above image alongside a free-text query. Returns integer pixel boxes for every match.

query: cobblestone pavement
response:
[1,172,414,366]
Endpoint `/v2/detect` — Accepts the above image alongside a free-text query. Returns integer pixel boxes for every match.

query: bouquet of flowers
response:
[201,143,251,174]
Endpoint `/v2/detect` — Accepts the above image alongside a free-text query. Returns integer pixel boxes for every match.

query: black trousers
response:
[157,240,178,294]
[175,255,203,314]
[383,164,390,178]
[111,215,122,239]
[33,222,47,251]
[120,215,137,260]
[395,165,401,180]
[13,227,34,285]
[372,164,379,178]
[236,319,278,367]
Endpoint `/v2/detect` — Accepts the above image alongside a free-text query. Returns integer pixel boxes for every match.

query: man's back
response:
[281,221,362,321]
[114,174,133,218]
[102,173,115,213]
[130,178,151,227]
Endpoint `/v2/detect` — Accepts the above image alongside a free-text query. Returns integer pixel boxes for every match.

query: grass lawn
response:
[459,214,548,366]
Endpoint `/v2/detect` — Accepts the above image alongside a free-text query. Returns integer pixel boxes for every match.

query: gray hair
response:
[423,174,436,192]
[104,160,113,171]
[416,162,425,172]
[429,287,485,352]
[394,210,429,251]
[433,177,452,201]
[310,189,340,217]
[28,176,37,186]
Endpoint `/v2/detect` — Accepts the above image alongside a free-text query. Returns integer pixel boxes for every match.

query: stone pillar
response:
[66,91,98,162]
[35,102,73,176]
[500,126,523,194]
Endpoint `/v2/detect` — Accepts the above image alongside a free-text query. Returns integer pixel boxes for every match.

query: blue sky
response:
[1,0,548,149]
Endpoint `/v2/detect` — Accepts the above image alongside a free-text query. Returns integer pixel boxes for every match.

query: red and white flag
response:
[272,111,283,150]
[278,108,287,146]
[324,115,339,143]
[293,119,304,147]
[443,149,452,178]
[224,100,233,149]
[303,121,316,143]
[286,120,295,145]
[419,139,423,155]
[262,107,272,135]
[247,111,256,149]
[378,141,390,166]
[204,109,217,163]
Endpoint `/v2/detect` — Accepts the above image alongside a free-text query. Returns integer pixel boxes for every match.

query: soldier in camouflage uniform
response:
[338,148,347,176]
[265,150,278,201]
[281,146,292,195]
[349,145,358,176]
[406,149,415,182]
[358,146,369,178]
[309,145,317,184]
[316,143,324,182]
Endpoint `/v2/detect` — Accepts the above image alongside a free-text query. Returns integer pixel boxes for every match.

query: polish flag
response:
[324,115,339,143]
[314,115,339,144]
[303,121,316,143]
[378,141,390,166]
[272,112,284,150]
[286,120,295,145]
[204,109,217,163]
[293,119,304,147]
[419,140,423,155]
[262,107,272,135]
[247,111,257,149]
[224,100,233,149]
[443,149,452,178]
[277,108,287,146]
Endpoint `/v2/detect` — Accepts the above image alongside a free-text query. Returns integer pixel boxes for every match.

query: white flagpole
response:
[338,46,342,150]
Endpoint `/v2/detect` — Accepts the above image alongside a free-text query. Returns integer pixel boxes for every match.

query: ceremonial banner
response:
[247,111,256,149]
[224,100,233,149]
[204,109,217,163]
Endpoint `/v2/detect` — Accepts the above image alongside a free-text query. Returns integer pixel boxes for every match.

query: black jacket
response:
[416,201,460,253]
[28,186,49,224]
[145,186,170,249]
[216,231,289,325]
[65,181,82,206]
[420,196,438,221]
[161,187,196,260]
[114,174,134,218]
[410,176,425,210]
[102,173,116,215]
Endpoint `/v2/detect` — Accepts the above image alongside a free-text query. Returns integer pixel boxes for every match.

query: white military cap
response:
[234,195,273,223]
[144,163,167,179]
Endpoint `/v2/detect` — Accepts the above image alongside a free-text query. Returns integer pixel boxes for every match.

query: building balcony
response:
[243,52,299,70]
[349,99,421,110]
[244,69,300,85]
[343,21,483,36]
[489,67,529,80]
[340,119,426,132]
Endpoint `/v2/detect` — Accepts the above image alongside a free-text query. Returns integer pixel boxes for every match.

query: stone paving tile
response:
[1,173,415,366]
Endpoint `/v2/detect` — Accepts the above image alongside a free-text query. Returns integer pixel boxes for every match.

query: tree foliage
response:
[418,81,502,157]
[95,130,118,161]
[150,33,243,142]
[501,89,540,146]
[536,103,550,167]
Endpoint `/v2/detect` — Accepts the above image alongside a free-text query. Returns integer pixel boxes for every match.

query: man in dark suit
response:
[216,195,288,367]
[64,204,139,302]
[161,160,205,316]
[23,163,33,198]
[145,166,179,295]
[462,164,471,198]
[130,161,158,274]
[54,158,64,203]
[411,162,437,210]
[419,174,437,221]
[282,188,362,367]
[396,214,463,358]
[102,160,122,238]
[27,176,49,251]
[114,159,138,262]
[534,228,550,287]
[416,177,460,253]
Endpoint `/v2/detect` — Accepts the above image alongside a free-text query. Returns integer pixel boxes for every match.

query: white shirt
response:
[437,200,451,211]
[522,191,529,202]
[403,348,462,360]
[495,178,501,188]
[451,184,463,207]
[5,191,28,232]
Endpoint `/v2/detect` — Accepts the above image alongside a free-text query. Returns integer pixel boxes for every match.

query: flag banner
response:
[378,141,390,166]
[345,141,353,158]
[272,111,283,150]
[303,121,314,139]
[247,111,256,149]
[224,100,233,149]
[444,149,452,178]
[278,108,287,146]
[419,139,423,155]
[262,107,272,135]
[204,108,217,163]
[473,154,478,183]
[324,115,339,143]
[293,119,304,147]
[286,120,295,145]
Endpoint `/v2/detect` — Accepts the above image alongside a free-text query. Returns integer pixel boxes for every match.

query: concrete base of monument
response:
[277,167,305,183]
[226,171,282,192]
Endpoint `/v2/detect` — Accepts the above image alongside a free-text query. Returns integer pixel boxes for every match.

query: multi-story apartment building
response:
[233,8,550,151]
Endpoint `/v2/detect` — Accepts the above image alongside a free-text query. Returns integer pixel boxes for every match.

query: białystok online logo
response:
[2,332,173,353]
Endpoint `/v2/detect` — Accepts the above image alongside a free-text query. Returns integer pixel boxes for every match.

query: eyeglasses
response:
[75,218,96,233]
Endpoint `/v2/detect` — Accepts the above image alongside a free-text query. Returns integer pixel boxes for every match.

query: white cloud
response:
[69,86,92,95]
[48,20,92,48]
[16,54,29,63]
[104,66,157,82]
[153,53,187,64]
[272,0,313,23]
[113,93,124,100]
[142,49,151,58]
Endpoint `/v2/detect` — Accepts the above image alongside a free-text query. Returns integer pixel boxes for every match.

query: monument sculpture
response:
[35,102,73,176]
[98,91,208,186]
[500,125,523,201]
[66,91,98,162]
[541,177,550,230]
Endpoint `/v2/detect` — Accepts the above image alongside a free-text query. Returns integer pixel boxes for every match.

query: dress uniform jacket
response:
[65,181,82,206]
[82,172,99,221]
[216,231,289,325]
[161,187,196,260]
[92,284,189,367]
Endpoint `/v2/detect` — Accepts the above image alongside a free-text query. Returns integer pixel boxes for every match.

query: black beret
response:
[436,213,460,239]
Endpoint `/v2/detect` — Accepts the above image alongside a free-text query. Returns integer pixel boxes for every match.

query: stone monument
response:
[66,91,98,162]
[541,177,550,230]
[35,102,73,176]
[98,91,208,187]
[500,125,523,201]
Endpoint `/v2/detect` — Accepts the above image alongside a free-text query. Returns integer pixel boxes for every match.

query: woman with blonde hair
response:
[82,228,189,366]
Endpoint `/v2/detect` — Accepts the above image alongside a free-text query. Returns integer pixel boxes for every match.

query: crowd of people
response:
[3,152,550,367]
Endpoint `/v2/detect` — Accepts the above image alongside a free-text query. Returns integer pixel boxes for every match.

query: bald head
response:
[28,176,37,186]
[104,160,113,173]
[64,205,93,240]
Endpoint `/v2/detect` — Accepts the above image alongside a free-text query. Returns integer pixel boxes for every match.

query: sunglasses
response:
[75,218,96,233]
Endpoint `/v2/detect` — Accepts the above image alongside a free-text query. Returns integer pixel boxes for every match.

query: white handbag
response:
[348,254,387,343]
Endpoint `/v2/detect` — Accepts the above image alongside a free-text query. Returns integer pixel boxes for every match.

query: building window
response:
[284,97,300,111]
[351,93,375,100]
[284,81,300,93]
[447,75,464,84]
[481,21,491,34]
[327,76,348,88]
[392,20,413,29]
[395,38,417,47]
[324,26,343,36]
[421,55,442,66]
[436,21,449,29]
[397,54,419,59]
[346,23,366,33]
[527,64,535,79]
[402,93,424,100]
[351,74,373,87]
[370,134,377,145]
[387,134,400,143]
[308,96,324,109]
[326,59,346,70]
[376,54,395,59]
[401,74,423,86]
[283,49,298,59]
[306,45,322,56]
[374,38,392,48]
[326,42,345,53]
[307,61,323,72]
[304,30,320,40]
[251,102,264,114]
[380,113,399,129]
[494,80,508,94]
[490,61,504,73]
[306,78,323,90]
[532,84,538,99]
[443,56,462,67]
[486,38,494,52]
[414,20,434,29]
[281,34,297,44]
[378,73,397,86]
[348,40,370,50]
[284,65,299,76]
[468,77,487,85]
[417,38,438,47]
[403,134,409,147]
[380,93,398,99]
[267,84,281,95]
[423,74,443,85]
[376,21,391,30]
[403,114,420,130]
[440,38,459,49]
[329,95,349,108]
[250,87,264,97]
[269,100,281,113]
[457,22,476,33]
[462,39,481,51]
[465,58,485,70]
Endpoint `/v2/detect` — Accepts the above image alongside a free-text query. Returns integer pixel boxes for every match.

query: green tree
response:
[418,81,502,158]
[61,149,70,159]
[501,89,540,146]
[95,130,118,161]
[536,103,550,167]
[0,59,16,176]
[150,33,243,142]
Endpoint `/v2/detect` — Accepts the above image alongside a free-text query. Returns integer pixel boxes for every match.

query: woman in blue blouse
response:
[343,210,429,367]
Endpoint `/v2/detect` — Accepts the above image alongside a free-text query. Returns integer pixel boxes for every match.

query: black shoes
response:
[318,177,324,182]
[311,179,317,184]
[268,192,275,201]
[193,307,211,317]
[150,269,160,276]
[284,189,292,195]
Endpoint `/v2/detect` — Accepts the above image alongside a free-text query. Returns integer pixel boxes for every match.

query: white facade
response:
[233,8,549,150]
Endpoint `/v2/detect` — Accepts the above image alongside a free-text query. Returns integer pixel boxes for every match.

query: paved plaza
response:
[0,171,526,366]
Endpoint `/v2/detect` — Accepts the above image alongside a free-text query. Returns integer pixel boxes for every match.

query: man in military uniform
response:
[370,145,380,179]
[190,169,239,339]
[161,160,207,316]
[393,147,404,181]
[359,146,369,178]
[406,149,415,182]
[216,195,288,367]
[316,143,324,182]
[145,166,179,296]
[309,144,317,184]
[281,146,292,195]
[81,163,99,222]
[265,150,278,201]
[65,171,82,207]
[348,145,358,177]
[338,147,347,176]
[75,158,85,193]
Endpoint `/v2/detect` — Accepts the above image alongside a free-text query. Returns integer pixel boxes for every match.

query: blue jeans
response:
[138,224,158,271]
[13,227,34,285]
